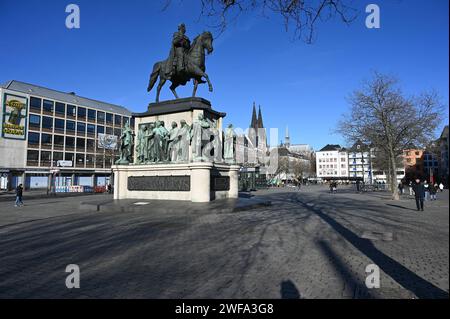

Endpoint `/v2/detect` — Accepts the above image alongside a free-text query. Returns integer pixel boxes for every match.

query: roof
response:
[348,140,370,152]
[318,144,342,152]
[1,80,131,115]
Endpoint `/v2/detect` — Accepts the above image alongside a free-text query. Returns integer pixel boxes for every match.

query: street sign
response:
[57,160,73,167]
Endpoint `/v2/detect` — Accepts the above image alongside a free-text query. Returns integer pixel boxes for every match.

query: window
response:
[66,120,75,132]
[87,124,95,134]
[77,122,86,134]
[41,133,52,145]
[96,155,104,168]
[130,117,135,128]
[88,109,96,121]
[40,151,52,166]
[106,127,113,135]
[114,114,122,126]
[67,104,76,117]
[86,154,94,166]
[29,114,41,128]
[76,138,85,150]
[55,102,65,114]
[28,132,40,145]
[66,136,75,148]
[97,125,104,134]
[55,119,65,131]
[77,107,86,120]
[65,153,74,163]
[42,116,53,130]
[27,150,39,164]
[341,158,346,162]
[97,111,105,123]
[87,139,95,150]
[106,113,113,123]
[30,97,42,110]
[76,154,85,166]
[43,100,54,113]
[114,128,121,136]
[53,152,63,162]
[54,135,64,147]
[415,151,420,156]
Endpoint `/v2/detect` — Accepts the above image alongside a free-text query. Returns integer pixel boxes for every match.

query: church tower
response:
[285,126,290,148]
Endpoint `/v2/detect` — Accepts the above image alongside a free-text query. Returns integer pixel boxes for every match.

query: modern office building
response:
[0,80,132,190]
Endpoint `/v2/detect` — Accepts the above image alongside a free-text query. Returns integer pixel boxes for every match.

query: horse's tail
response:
[147,62,161,92]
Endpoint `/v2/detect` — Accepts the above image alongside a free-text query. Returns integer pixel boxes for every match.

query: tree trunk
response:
[389,149,400,200]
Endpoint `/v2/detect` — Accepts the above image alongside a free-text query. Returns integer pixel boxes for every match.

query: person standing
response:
[15,184,23,207]
[430,184,437,201]
[412,179,425,211]
[423,180,430,201]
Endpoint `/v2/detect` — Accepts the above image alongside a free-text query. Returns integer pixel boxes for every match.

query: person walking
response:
[439,182,444,192]
[412,179,425,212]
[15,184,24,207]
[430,184,437,201]
[409,181,414,196]
[423,180,430,201]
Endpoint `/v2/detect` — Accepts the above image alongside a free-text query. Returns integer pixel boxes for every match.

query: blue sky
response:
[0,0,448,150]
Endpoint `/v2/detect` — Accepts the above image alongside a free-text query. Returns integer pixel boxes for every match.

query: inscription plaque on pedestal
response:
[128,176,190,191]
[211,176,230,191]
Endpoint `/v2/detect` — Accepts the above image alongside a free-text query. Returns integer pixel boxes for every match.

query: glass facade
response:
[22,94,131,171]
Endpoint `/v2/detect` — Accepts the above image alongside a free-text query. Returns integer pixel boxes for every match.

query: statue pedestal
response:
[112,162,240,203]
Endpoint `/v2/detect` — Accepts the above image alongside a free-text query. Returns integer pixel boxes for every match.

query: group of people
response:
[329,182,338,193]
[409,179,445,212]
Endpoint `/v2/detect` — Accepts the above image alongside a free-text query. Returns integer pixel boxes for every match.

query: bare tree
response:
[163,0,358,43]
[337,72,444,200]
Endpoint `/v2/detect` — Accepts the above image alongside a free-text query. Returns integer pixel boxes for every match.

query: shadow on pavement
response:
[296,198,449,299]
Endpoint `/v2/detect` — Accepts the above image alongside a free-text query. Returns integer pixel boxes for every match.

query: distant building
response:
[347,141,374,183]
[236,102,268,190]
[316,144,348,179]
[439,125,449,186]
[0,80,132,191]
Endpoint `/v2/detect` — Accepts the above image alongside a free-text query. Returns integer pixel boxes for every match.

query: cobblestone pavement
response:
[0,186,448,299]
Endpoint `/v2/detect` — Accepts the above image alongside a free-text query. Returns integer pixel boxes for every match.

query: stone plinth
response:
[112,162,239,203]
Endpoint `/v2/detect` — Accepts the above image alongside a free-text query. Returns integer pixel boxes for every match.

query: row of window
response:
[29,114,122,135]
[318,164,347,169]
[29,96,131,125]
[27,150,116,168]
[318,158,347,163]
[28,132,115,151]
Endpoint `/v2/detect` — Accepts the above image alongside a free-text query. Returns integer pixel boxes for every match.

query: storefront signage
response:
[2,93,28,140]
[98,133,118,150]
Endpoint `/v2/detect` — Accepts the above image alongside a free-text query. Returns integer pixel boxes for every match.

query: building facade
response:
[439,125,449,186]
[316,144,348,179]
[347,141,374,183]
[0,80,132,190]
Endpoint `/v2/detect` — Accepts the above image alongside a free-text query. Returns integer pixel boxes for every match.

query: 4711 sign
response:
[2,93,28,140]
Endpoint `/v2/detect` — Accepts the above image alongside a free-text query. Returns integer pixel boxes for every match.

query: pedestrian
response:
[423,180,430,201]
[398,183,404,195]
[107,183,112,194]
[430,184,437,201]
[409,181,413,196]
[439,182,444,192]
[412,179,425,212]
[15,184,24,207]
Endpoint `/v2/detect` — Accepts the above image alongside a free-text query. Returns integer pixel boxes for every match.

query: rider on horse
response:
[166,23,191,77]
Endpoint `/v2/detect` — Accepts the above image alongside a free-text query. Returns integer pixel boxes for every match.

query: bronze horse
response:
[147,31,214,102]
